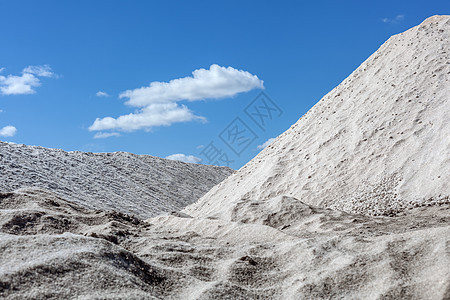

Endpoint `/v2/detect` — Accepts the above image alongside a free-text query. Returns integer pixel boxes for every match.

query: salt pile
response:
[184,15,450,219]
[0,142,233,218]
[1,15,449,299]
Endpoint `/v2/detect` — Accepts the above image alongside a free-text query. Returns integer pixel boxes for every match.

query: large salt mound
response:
[0,142,233,218]
[1,16,450,299]
[184,15,450,219]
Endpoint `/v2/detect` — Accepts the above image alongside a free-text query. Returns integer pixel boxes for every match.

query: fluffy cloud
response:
[382,15,405,23]
[96,91,110,97]
[121,64,264,107]
[257,137,276,149]
[0,65,55,95]
[93,132,121,139]
[90,102,205,132]
[0,73,40,95]
[0,125,17,137]
[165,153,202,164]
[89,64,263,133]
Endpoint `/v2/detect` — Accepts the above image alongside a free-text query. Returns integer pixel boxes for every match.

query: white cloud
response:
[0,73,40,95]
[382,14,405,23]
[22,65,55,77]
[93,132,121,139]
[0,125,17,137]
[90,102,205,132]
[0,65,56,95]
[0,67,5,73]
[165,153,202,164]
[96,91,110,97]
[89,64,263,133]
[257,137,276,149]
[121,64,264,107]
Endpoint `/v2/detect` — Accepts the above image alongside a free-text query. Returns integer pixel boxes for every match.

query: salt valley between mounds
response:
[1,16,450,300]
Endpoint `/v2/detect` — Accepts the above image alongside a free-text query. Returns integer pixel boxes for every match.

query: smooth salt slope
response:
[184,15,450,219]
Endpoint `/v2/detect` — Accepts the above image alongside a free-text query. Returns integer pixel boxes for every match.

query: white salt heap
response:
[1,15,449,300]
[0,142,233,218]
[184,15,450,219]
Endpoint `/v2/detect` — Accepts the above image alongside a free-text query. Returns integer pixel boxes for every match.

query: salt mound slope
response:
[1,188,449,299]
[0,142,233,218]
[184,15,450,218]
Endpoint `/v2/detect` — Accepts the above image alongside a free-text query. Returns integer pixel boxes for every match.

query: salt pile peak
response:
[184,15,450,219]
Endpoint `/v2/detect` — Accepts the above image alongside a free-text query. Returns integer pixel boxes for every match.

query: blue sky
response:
[0,0,448,169]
